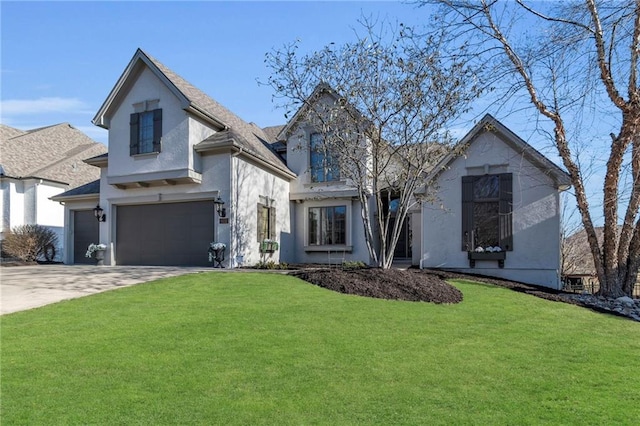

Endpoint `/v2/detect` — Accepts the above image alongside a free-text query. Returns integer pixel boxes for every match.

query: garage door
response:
[116,201,215,266]
[73,210,100,265]
[73,210,100,264]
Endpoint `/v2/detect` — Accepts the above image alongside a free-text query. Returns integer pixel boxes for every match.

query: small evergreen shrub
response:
[342,261,367,270]
[255,260,289,270]
[2,225,58,262]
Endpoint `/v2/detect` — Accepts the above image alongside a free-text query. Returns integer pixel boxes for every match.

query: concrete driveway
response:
[0,265,213,315]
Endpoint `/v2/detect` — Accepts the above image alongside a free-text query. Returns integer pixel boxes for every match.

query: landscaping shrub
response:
[255,260,288,270]
[342,260,367,270]
[2,224,58,262]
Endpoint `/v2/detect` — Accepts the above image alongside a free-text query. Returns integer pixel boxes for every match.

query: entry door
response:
[73,210,99,264]
[390,217,412,259]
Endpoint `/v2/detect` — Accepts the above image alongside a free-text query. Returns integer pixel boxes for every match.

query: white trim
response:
[107,190,219,206]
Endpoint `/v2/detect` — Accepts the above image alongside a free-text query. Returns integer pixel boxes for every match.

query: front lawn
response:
[2,272,638,424]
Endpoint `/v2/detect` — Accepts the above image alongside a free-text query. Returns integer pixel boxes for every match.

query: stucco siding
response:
[422,130,563,289]
[107,67,190,178]
[285,122,362,196]
[35,182,65,227]
[288,197,371,265]
[231,156,291,267]
[0,180,11,235]
[96,151,231,266]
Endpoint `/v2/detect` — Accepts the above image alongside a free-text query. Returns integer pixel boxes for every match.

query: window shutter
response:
[152,109,162,152]
[269,207,276,240]
[130,113,139,156]
[257,204,265,242]
[499,173,513,251]
[461,176,474,251]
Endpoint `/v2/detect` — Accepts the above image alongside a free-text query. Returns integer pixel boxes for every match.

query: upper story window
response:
[310,132,339,182]
[130,108,162,155]
[462,173,513,251]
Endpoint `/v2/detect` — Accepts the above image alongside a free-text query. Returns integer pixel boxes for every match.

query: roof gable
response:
[422,114,571,190]
[276,83,351,140]
[93,48,292,178]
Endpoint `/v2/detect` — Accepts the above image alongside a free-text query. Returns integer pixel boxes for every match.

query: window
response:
[462,173,513,251]
[308,206,346,245]
[310,132,339,182]
[257,203,276,242]
[130,109,162,155]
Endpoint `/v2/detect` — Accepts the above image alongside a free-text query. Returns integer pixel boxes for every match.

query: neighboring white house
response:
[53,49,570,289]
[0,123,107,261]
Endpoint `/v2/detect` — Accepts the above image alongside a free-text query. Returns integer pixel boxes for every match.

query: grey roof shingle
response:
[0,124,26,141]
[138,50,292,176]
[53,179,101,199]
[262,125,286,143]
[0,123,107,188]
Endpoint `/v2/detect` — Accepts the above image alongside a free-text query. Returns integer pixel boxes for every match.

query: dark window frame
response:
[130,108,162,155]
[309,132,340,183]
[462,173,513,251]
[308,205,347,246]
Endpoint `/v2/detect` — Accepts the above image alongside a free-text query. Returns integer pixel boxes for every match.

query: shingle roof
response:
[52,179,100,200]
[262,125,286,142]
[0,124,26,141]
[95,49,292,177]
[0,123,107,188]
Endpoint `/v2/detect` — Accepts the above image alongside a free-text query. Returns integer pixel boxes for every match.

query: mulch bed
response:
[290,268,464,304]
[290,266,586,307]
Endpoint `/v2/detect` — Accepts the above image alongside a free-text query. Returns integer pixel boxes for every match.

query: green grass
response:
[2,272,639,425]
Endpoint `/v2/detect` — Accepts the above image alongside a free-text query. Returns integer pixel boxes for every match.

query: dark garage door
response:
[116,201,215,266]
[73,210,100,264]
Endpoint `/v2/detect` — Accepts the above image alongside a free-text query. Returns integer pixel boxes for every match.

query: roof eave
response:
[84,156,108,168]
[186,105,228,131]
[50,192,100,203]
[195,138,296,181]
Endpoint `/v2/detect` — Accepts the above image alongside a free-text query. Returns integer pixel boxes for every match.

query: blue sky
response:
[1,1,620,226]
[1,1,434,144]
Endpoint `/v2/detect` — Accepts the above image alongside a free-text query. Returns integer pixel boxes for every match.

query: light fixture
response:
[93,204,106,222]
[214,196,226,218]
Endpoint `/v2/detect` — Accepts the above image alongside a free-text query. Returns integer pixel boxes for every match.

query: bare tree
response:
[425,0,640,297]
[264,18,480,268]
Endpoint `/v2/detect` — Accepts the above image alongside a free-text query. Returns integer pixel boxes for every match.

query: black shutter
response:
[499,173,513,251]
[130,113,139,156]
[269,207,276,240]
[152,109,162,153]
[461,176,474,251]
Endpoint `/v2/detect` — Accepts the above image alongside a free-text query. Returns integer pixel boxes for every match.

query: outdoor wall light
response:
[93,204,106,222]
[214,196,226,218]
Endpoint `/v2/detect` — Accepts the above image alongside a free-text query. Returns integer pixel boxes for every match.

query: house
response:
[53,49,570,289]
[0,123,107,260]
[415,116,571,288]
[562,227,640,296]
[53,49,294,267]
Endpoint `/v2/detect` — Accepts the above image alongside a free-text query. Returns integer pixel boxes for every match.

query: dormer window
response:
[130,108,162,155]
[310,132,339,182]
